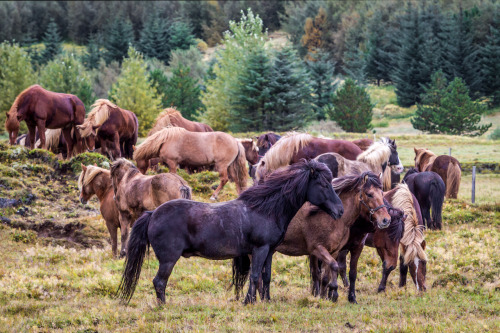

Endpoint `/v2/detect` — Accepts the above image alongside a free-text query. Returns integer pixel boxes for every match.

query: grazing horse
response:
[8,85,86,157]
[414,148,461,198]
[403,168,445,230]
[76,99,138,160]
[148,108,213,136]
[116,160,344,305]
[133,127,247,200]
[5,109,20,145]
[110,159,191,257]
[255,132,363,182]
[273,172,390,303]
[78,165,121,257]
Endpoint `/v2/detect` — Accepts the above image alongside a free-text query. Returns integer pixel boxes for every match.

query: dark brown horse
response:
[255,133,363,182]
[148,108,213,135]
[255,132,282,158]
[76,99,138,160]
[414,148,461,198]
[8,85,86,157]
[237,139,259,165]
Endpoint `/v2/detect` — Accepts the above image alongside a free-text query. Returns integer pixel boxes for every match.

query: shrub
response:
[489,127,500,140]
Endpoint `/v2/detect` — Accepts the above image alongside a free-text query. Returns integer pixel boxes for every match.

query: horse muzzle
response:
[377,217,391,229]
[80,196,87,205]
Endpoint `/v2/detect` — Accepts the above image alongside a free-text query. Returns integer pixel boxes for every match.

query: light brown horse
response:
[7,85,86,157]
[274,172,391,302]
[78,165,122,257]
[110,159,192,257]
[414,148,461,198]
[133,127,247,200]
[148,108,213,136]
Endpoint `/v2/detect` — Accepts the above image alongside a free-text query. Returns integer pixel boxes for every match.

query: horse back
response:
[293,138,362,162]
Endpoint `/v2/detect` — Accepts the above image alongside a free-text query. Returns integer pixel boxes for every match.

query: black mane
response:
[403,167,419,182]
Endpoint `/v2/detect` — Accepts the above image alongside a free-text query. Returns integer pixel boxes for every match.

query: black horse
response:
[403,168,445,229]
[117,159,344,305]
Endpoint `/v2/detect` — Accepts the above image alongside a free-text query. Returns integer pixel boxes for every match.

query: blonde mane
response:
[255,132,312,180]
[148,108,184,136]
[35,128,62,150]
[356,137,392,170]
[77,99,115,137]
[415,148,437,170]
[133,126,188,161]
[78,165,110,191]
[391,184,427,265]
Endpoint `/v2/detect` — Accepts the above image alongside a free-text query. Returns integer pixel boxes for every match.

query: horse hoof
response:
[210,196,217,201]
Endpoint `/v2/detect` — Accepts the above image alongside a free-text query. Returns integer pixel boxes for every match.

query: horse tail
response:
[228,140,248,193]
[180,185,191,200]
[231,255,251,300]
[429,178,445,230]
[116,211,152,303]
[445,160,461,199]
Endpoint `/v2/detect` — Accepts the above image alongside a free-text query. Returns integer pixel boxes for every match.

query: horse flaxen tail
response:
[231,255,251,300]
[116,211,152,303]
[429,178,445,229]
[445,161,461,199]
[227,141,248,193]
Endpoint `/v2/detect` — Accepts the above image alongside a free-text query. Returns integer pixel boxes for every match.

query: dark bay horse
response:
[403,168,445,230]
[117,160,344,304]
[77,99,138,160]
[414,148,461,198]
[256,132,282,158]
[8,85,86,157]
[148,108,213,135]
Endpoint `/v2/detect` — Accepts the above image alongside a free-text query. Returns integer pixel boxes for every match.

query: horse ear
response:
[363,173,369,184]
[132,145,136,151]
[414,147,418,153]
[421,239,426,250]
[378,172,382,178]
[81,164,87,171]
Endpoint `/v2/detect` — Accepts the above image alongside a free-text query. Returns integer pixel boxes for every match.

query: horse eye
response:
[367,193,373,198]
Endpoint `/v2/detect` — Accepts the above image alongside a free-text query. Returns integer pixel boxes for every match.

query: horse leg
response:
[337,249,349,288]
[311,246,339,302]
[309,256,321,296]
[118,212,132,258]
[153,260,178,305]
[36,120,46,149]
[211,167,229,201]
[28,124,37,149]
[261,252,274,301]
[347,243,364,304]
[107,220,118,258]
[244,245,270,305]
[424,205,432,229]
[399,254,408,288]
[111,132,121,160]
[62,127,74,158]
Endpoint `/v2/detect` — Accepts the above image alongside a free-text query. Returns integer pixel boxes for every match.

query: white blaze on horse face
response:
[394,157,404,174]
[414,258,420,291]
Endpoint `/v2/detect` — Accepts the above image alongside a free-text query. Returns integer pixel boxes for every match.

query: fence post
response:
[471,166,476,204]
[449,148,451,156]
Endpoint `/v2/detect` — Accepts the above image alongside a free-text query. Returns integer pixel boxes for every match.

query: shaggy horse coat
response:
[148,108,213,135]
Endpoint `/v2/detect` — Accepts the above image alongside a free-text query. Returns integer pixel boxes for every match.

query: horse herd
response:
[5,85,464,306]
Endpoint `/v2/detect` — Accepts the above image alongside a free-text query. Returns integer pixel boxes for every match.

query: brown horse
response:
[237,138,259,165]
[274,172,391,302]
[133,127,247,200]
[414,148,461,198]
[5,109,20,145]
[76,99,138,160]
[78,165,122,257]
[110,159,191,257]
[8,85,86,157]
[352,138,374,151]
[148,108,213,136]
[255,132,363,182]
[255,132,282,158]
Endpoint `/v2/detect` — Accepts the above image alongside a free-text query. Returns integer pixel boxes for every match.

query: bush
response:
[489,127,500,140]
[328,79,373,133]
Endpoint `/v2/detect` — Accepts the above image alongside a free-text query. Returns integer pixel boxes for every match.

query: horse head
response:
[110,158,137,194]
[5,112,20,145]
[357,172,391,229]
[387,138,404,174]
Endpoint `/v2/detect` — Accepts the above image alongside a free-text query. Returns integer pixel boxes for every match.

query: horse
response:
[5,108,20,145]
[8,85,86,157]
[76,99,138,160]
[110,159,192,257]
[133,127,247,200]
[78,164,122,257]
[403,168,445,230]
[148,108,213,136]
[273,172,391,303]
[414,148,461,198]
[352,138,373,151]
[255,132,363,182]
[237,139,259,165]
[255,132,282,158]
[116,159,344,305]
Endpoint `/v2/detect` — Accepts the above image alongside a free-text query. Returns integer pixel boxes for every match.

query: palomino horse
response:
[78,165,121,257]
[403,168,445,230]
[76,99,138,160]
[117,160,344,304]
[7,85,86,157]
[133,127,247,200]
[414,148,461,198]
[255,132,363,182]
[110,159,191,257]
[148,108,213,135]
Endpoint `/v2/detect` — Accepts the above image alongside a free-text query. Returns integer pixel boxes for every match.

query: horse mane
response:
[402,167,419,182]
[332,171,382,195]
[133,126,187,162]
[110,158,141,182]
[356,137,392,170]
[78,165,110,191]
[256,132,312,179]
[237,138,258,152]
[35,128,62,150]
[391,184,427,264]
[8,85,42,115]
[78,99,115,137]
[147,108,185,136]
[415,148,437,171]
[256,132,280,148]
[239,159,332,221]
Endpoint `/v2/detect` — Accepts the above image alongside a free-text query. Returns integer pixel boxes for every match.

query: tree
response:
[411,71,492,136]
[82,34,103,70]
[365,10,393,86]
[342,19,367,84]
[306,51,336,121]
[301,7,327,61]
[40,19,62,64]
[328,79,373,133]
[139,15,171,63]
[479,17,500,106]
[168,45,206,84]
[169,20,196,52]
[105,18,134,64]
[109,47,162,136]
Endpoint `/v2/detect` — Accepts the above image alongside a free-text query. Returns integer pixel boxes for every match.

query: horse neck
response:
[92,174,113,201]
[339,191,362,228]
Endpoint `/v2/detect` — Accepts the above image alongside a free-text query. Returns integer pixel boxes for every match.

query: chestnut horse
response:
[133,127,247,200]
[76,99,138,160]
[110,159,191,257]
[255,132,363,182]
[237,138,259,165]
[148,108,213,136]
[78,165,121,257]
[7,85,86,157]
[414,148,461,198]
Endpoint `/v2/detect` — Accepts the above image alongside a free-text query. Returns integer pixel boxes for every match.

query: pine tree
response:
[328,78,373,133]
[105,18,134,64]
[301,7,327,61]
[229,48,271,132]
[306,51,336,121]
[109,47,162,136]
[479,17,500,106]
[82,34,102,70]
[411,71,491,136]
[41,19,62,64]
[343,21,367,84]
[268,47,313,131]
[149,69,170,108]
[162,65,203,120]
[169,21,196,52]
[365,11,392,86]
[139,16,171,63]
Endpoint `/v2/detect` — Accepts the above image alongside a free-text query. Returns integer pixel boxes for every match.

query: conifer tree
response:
[105,18,134,64]
[343,21,367,84]
[82,34,102,70]
[162,65,203,120]
[41,19,62,64]
[139,16,171,63]
[169,21,196,52]
[301,7,327,61]
[479,17,500,106]
[306,51,336,121]
[365,11,393,86]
